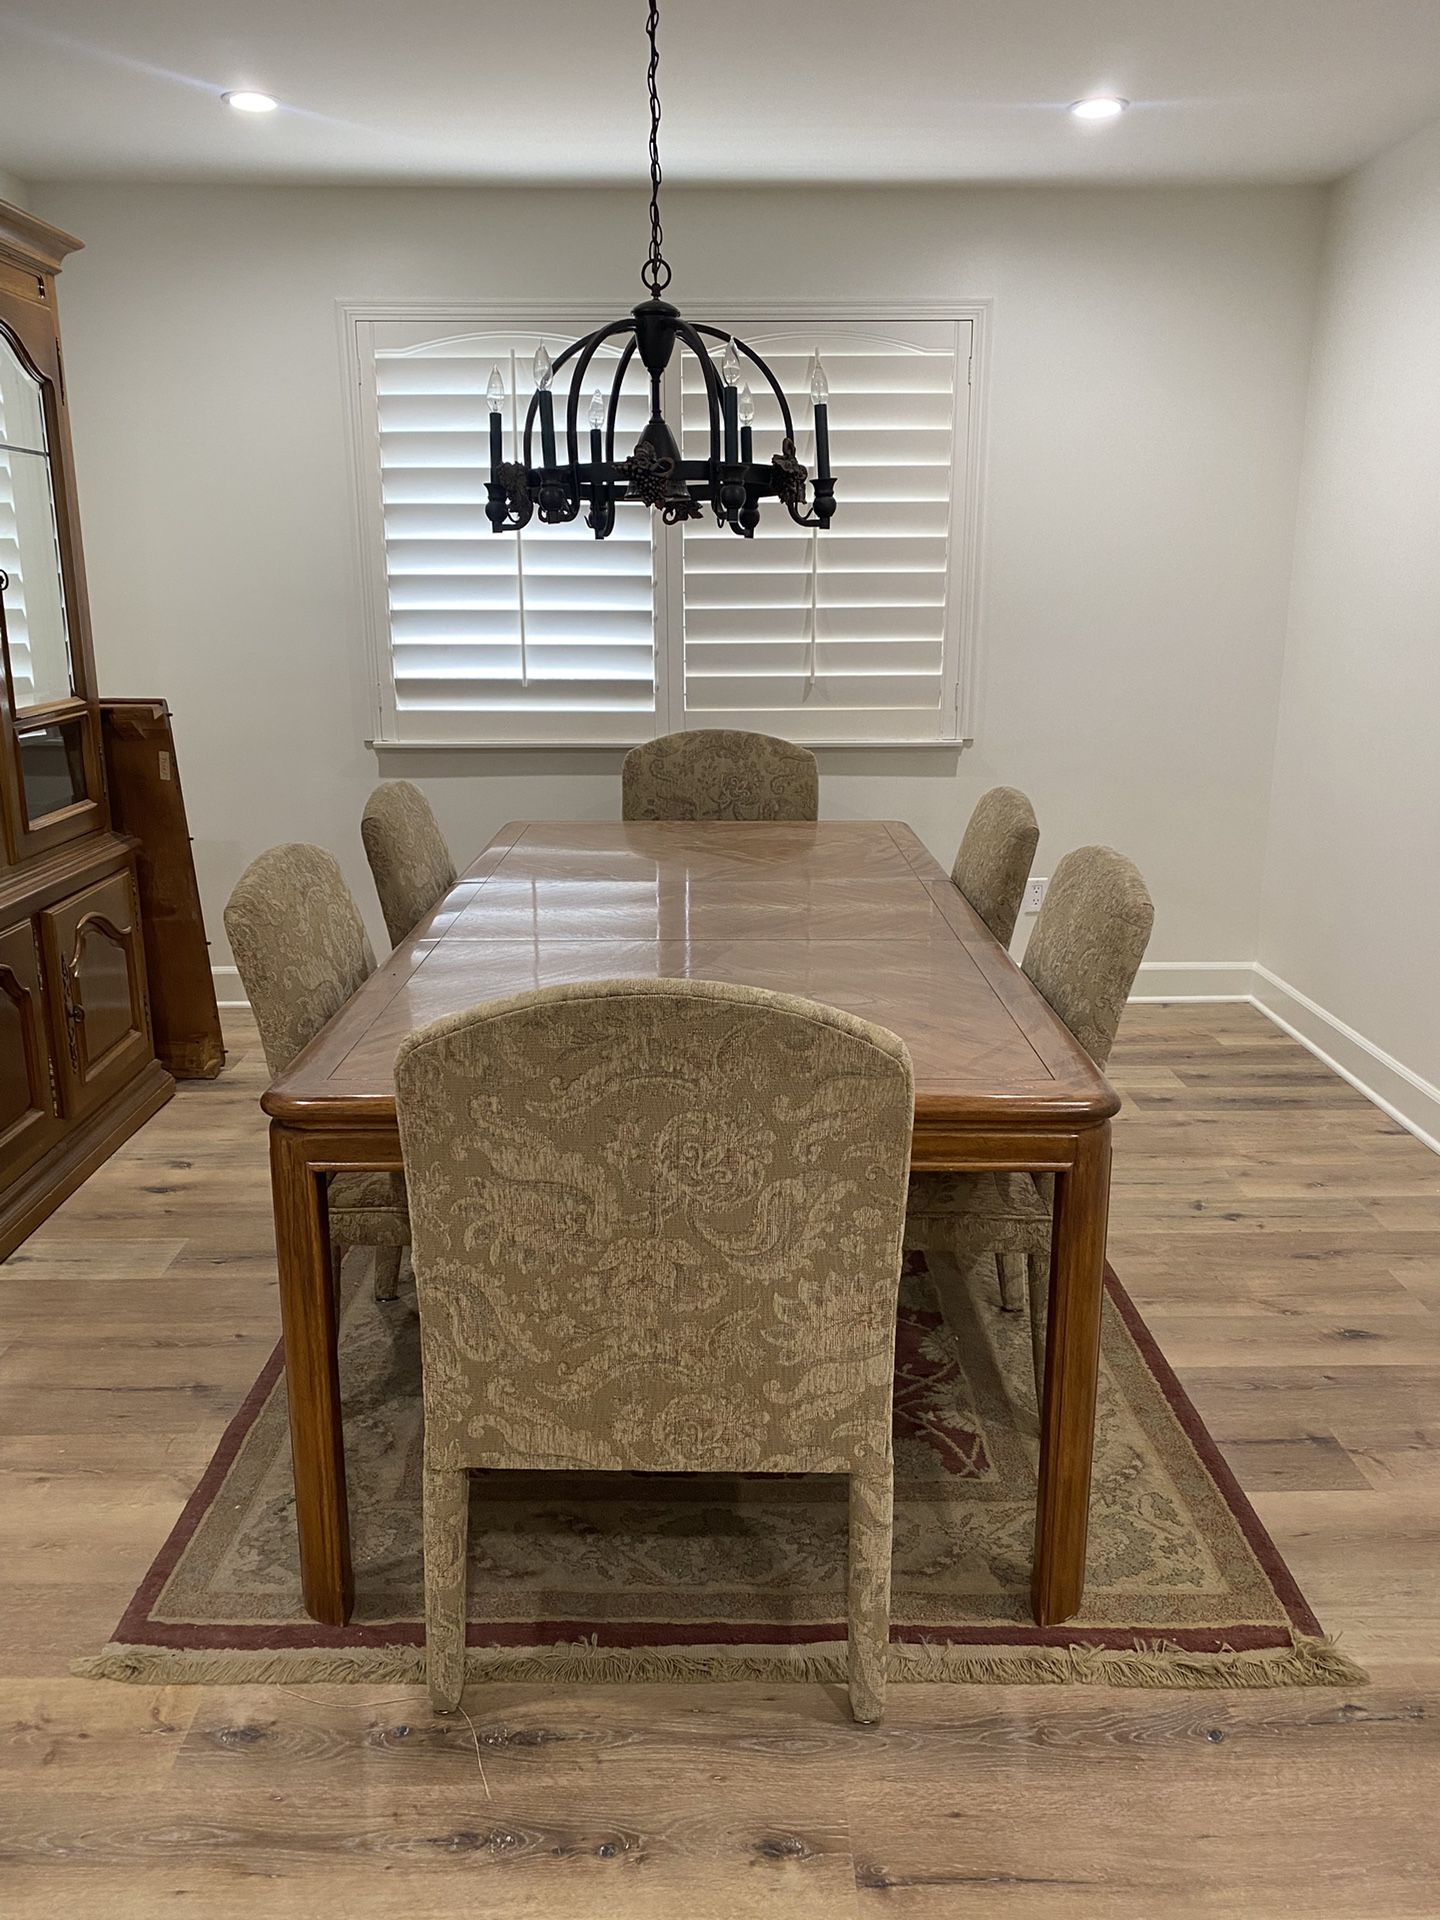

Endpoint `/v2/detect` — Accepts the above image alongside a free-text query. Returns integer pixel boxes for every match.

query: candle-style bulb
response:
[809,352,829,405]
[533,343,553,391]
[738,382,754,426]
[486,364,506,414]
[721,337,742,387]
[588,387,606,429]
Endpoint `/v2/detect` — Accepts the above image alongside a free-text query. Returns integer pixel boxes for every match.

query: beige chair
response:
[951,786,1040,948]
[906,846,1154,1395]
[361,780,458,948]
[225,844,409,1301]
[621,729,819,822]
[394,977,914,1722]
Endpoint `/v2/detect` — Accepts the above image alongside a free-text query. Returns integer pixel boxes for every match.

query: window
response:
[346,305,981,747]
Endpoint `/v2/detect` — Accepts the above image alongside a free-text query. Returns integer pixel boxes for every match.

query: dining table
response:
[261,818,1120,1630]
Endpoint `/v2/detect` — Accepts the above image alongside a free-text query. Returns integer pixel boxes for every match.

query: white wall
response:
[1259,118,1440,1111]
[29,182,1324,965]
[0,171,30,210]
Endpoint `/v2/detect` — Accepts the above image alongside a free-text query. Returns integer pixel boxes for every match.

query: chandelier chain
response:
[642,0,671,296]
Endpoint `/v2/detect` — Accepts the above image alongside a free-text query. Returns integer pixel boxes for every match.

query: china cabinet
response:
[0,202,171,1259]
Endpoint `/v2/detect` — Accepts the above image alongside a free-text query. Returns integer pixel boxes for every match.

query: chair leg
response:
[847,1455,893,1726]
[1027,1251,1048,1408]
[996,1252,1023,1312]
[373,1246,403,1302]
[423,1458,470,1712]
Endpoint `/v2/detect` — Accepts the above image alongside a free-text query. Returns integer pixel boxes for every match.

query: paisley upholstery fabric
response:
[950,786,1040,947]
[1022,845,1155,1072]
[907,845,1154,1390]
[361,780,458,948]
[329,1171,410,1246]
[621,729,819,822]
[224,844,409,1286]
[224,844,376,1078]
[905,1169,1049,1259]
[394,977,914,1720]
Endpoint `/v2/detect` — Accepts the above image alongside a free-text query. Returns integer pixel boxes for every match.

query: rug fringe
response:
[73,1629,1366,1691]
[892,1632,1367,1689]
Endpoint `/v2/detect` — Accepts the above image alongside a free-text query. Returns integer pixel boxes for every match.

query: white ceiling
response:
[4,0,1440,188]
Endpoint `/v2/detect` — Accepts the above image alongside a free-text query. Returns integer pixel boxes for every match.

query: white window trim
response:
[339,298,989,751]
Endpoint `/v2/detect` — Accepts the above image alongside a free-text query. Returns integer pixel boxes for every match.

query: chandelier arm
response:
[603,336,639,464]
[690,324,799,443]
[782,472,837,530]
[562,321,634,468]
[520,322,628,471]
[672,319,725,480]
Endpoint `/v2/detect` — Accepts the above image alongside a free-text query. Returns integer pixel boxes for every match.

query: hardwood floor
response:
[0,1003,1436,1916]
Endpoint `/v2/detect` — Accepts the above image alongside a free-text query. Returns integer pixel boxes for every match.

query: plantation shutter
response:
[366,322,657,744]
[679,318,969,743]
[354,310,973,747]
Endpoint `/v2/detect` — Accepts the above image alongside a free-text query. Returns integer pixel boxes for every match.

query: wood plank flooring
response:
[0,1003,1436,1917]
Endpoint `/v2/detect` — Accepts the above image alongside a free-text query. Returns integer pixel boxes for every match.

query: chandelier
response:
[484,0,835,542]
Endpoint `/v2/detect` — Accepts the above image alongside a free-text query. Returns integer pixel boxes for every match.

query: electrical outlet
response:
[1024,876,1048,914]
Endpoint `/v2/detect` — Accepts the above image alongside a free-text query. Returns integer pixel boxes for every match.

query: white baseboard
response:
[1129,960,1258,1003]
[212,958,1440,1156]
[1130,958,1439,1155]
[1249,964,1440,1156]
[213,963,247,1009]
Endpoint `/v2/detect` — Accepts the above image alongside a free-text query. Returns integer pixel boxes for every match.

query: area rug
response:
[80,1253,1363,1690]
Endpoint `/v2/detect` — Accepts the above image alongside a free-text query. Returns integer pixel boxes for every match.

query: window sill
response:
[368,735,971,754]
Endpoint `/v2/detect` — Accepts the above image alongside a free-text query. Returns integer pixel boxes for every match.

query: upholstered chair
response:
[395,977,914,1721]
[621,729,819,822]
[361,780,458,948]
[225,844,409,1301]
[951,786,1040,948]
[906,846,1154,1397]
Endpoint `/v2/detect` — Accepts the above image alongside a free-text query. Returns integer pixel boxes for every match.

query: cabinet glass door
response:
[0,326,74,712]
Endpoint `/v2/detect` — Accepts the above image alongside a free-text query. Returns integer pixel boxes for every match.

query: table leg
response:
[1031,1119,1112,1627]
[269,1121,353,1625]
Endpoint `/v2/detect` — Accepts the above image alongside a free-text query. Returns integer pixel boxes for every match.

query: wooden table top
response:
[262,820,1119,1139]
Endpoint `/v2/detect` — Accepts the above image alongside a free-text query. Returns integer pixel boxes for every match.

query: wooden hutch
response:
[0,204,171,1260]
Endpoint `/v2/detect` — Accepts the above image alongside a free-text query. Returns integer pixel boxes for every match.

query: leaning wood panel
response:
[101,699,224,1079]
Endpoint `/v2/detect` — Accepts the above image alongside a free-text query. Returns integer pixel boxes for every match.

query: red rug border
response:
[110,1265,1323,1659]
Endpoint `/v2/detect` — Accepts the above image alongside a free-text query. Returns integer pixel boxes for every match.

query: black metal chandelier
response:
[484,0,834,542]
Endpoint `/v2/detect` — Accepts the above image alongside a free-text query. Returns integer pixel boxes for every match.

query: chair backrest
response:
[950,786,1040,947]
[1022,846,1154,1070]
[224,844,375,1076]
[395,978,914,1477]
[621,729,819,822]
[361,780,458,948]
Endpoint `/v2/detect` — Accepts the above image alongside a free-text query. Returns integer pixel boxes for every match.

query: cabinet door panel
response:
[0,919,61,1183]
[42,869,152,1114]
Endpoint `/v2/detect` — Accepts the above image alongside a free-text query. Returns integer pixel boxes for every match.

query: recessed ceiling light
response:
[222,90,278,114]
[1070,96,1128,121]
